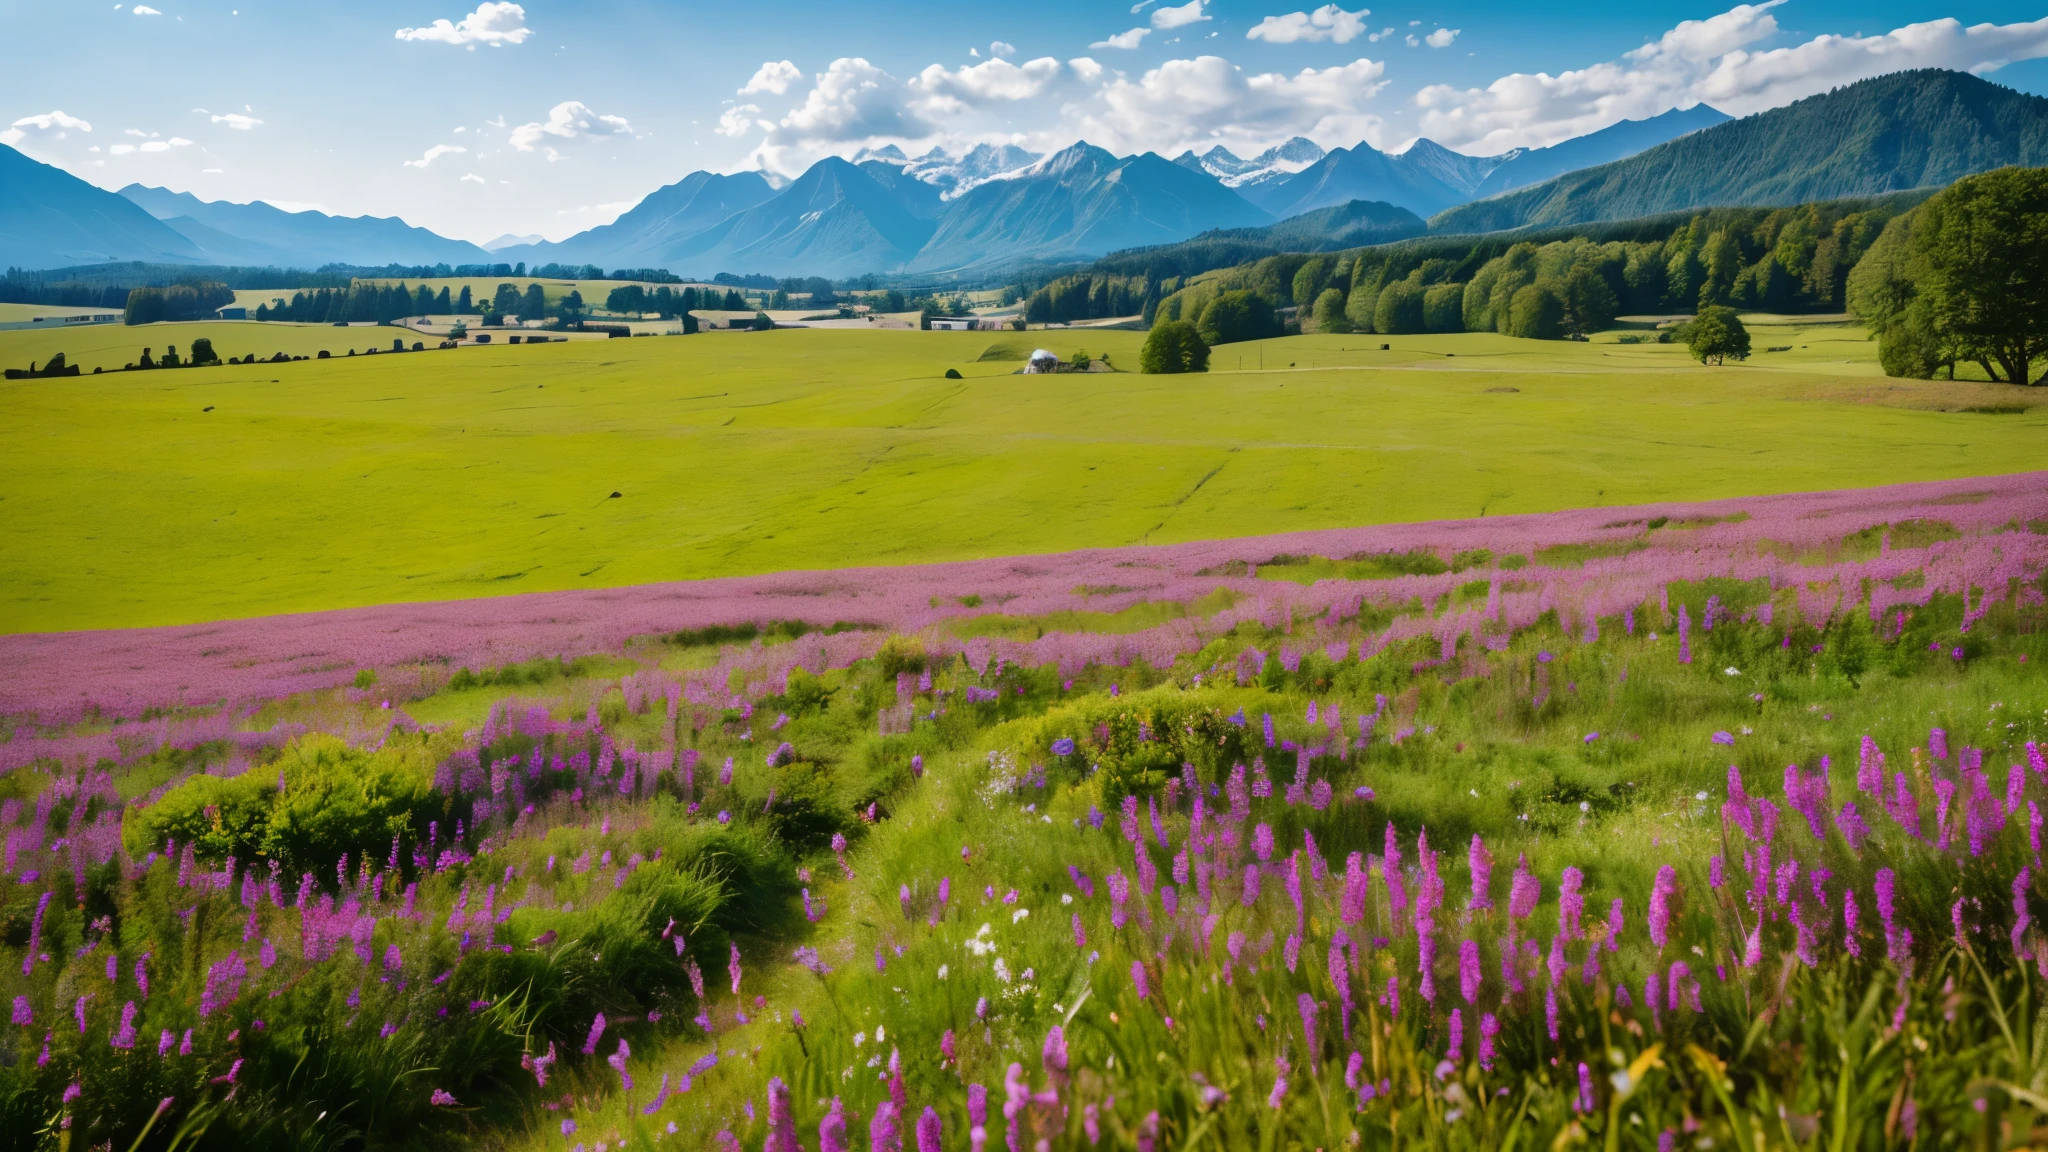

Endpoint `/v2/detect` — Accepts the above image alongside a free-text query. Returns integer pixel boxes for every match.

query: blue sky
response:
[5,0,2047,244]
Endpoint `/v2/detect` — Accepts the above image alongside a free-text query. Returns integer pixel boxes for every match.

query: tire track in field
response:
[1138,449,1236,542]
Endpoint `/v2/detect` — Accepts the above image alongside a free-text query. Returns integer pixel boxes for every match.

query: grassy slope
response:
[2,321,2043,634]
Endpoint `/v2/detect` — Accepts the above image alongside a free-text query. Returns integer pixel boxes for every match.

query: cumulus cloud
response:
[1425,27,1458,48]
[739,60,803,96]
[1064,54,1388,156]
[0,110,92,146]
[1247,5,1370,45]
[1417,3,2048,153]
[990,41,1016,58]
[403,143,467,168]
[211,112,263,129]
[395,2,530,48]
[1093,27,1151,50]
[769,58,932,148]
[716,104,762,137]
[1152,0,1210,30]
[508,101,631,152]
[910,56,1067,115]
[132,5,161,14]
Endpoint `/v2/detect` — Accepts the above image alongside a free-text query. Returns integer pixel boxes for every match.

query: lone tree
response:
[1688,305,1751,365]
[1140,320,1209,374]
[1918,166,2048,385]
[1850,166,2048,384]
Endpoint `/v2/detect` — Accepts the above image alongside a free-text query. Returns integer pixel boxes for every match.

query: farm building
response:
[1023,349,1060,374]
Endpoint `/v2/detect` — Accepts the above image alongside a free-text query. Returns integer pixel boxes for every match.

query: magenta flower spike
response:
[1509,855,1539,919]
[1458,938,1482,1004]
[1467,835,1493,910]
[1558,866,1585,937]
[1648,866,1677,950]
[1417,934,1437,1003]
[915,1107,943,1152]
[820,1096,849,1152]
[766,1078,800,1152]
[869,1100,901,1152]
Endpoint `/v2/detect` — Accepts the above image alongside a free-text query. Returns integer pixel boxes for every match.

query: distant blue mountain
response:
[118,184,491,267]
[1468,105,1731,199]
[0,144,203,269]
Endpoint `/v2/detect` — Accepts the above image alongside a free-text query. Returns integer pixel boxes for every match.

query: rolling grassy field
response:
[2,319,2042,635]
[0,318,463,372]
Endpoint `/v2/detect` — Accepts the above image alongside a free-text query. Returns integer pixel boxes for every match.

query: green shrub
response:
[1140,320,1210,373]
[128,734,438,874]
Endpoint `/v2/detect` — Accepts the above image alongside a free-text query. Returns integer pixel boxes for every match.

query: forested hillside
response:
[1431,70,2048,234]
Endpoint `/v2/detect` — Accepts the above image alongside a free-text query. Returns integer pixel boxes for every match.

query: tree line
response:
[250,283,460,325]
[1154,195,1910,342]
[604,286,753,315]
[1020,274,1153,325]
[123,282,235,324]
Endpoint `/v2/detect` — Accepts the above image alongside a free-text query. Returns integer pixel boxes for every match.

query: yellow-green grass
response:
[0,319,467,373]
[2,325,2043,635]
[0,303,118,324]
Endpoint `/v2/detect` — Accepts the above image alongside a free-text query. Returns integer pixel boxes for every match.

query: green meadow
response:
[2,319,2042,634]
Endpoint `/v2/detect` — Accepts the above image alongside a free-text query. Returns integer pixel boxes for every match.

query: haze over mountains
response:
[2,70,2043,280]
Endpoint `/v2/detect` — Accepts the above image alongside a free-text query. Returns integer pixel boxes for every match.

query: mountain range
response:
[1429,70,2048,234]
[2,69,2041,279]
[116,184,493,267]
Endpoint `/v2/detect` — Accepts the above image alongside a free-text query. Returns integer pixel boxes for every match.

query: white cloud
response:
[137,137,192,153]
[0,109,92,146]
[404,143,468,168]
[461,172,485,183]
[1093,27,1151,50]
[717,104,762,137]
[1064,54,1388,156]
[1152,0,1210,30]
[740,60,804,96]
[132,4,161,14]
[211,112,263,130]
[109,144,134,155]
[990,41,1016,58]
[508,101,631,151]
[395,2,530,48]
[1425,27,1458,48]
[1416,4,2048,154]
[763,57,932,156]
[1248,6,1370,45]
[910,56,1067,115]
